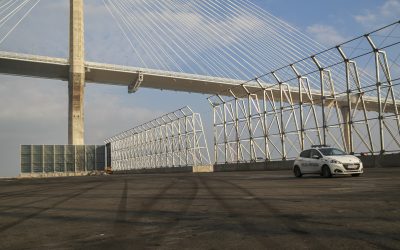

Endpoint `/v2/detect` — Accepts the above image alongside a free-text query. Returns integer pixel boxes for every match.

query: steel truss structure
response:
[209,21,400,164]
[104,107,211,171]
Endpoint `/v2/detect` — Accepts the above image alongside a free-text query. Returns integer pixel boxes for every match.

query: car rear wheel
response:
[322,165,332,178]
[294,166,302,178]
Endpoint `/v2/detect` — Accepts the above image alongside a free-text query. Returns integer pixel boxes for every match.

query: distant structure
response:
[104,106,212,172]
[0,1,399,163]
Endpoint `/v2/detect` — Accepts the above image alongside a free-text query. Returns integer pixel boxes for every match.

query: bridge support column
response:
[340,106,353,154]
[68,0,85,145]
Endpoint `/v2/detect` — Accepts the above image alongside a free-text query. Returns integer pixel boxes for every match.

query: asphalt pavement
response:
[0,168,399,249]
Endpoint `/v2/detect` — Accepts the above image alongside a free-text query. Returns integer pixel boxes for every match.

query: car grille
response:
[343,163,360,170]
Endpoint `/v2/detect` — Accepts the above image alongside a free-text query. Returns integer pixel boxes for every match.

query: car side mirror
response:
[312,155,320,159]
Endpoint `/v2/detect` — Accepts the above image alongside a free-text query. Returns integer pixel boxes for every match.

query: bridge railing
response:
[0,51,68,64]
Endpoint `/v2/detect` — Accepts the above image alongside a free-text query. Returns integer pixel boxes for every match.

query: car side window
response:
[311,149,322,158]
[300,150,310,158]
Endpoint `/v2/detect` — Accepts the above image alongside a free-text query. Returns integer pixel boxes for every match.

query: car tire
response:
[294,166,302,178]
[351,174,361,177]
[322,165,332,178]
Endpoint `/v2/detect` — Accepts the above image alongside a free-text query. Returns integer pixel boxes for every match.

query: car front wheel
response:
[322,165,332,178]
[294,166,302,178]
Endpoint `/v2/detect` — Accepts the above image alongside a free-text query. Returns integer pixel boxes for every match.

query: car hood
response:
[325,155,361,164]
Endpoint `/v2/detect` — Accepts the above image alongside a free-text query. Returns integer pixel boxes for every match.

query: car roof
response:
[301,147,337,153]
[311,144,331,148]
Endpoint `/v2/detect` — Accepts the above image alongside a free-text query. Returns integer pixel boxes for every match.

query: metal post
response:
[94,145,97,171]
[192,112,198,166]
[229,89,241,163]
[312,56,327,146]
[222,100,228,163]
[272,72,286,160]
[53,145,56,173]
[291,65,305,151]
[30,145,33,175]
[366,35,385,154]
[256,79,271,160]
[337,47,354,153]
[42,145,44,174]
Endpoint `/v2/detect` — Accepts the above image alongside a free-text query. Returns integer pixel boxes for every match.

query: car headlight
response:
[330,159,342,164]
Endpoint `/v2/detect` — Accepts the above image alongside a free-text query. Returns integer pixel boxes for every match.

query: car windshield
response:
[318,148,347,156]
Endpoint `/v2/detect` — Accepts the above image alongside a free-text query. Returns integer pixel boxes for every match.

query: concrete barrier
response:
[359,153,400,168]
[214,161,294,172]
[213,153,400,172]
[19,153,400,178]
[113,166,193,175]
[193,165,214,173]
[19,172,90,178]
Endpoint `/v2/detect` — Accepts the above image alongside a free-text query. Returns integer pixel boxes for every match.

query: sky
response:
[0,0,399,177]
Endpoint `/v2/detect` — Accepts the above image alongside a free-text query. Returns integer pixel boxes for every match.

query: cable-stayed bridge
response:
[0,50,398,114]
[1,0,400,166]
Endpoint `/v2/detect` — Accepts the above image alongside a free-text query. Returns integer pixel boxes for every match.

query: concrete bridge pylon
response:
[68,0,85,145]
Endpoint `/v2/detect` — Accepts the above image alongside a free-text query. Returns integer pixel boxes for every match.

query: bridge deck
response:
[1,169,400,249]
[0,51,398,113]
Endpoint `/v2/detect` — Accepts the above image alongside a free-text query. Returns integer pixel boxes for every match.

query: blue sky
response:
[0,0,399,177]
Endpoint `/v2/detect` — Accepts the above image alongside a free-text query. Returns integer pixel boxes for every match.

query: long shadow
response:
[198,176,274,248]
[114,180,128,224]
[0,181,105,233]
[217,178,398,249]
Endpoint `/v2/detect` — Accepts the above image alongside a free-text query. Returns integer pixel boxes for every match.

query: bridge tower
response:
[68,0,85,145]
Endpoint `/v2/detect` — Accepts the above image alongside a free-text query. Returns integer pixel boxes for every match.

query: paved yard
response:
[0,168,399,249]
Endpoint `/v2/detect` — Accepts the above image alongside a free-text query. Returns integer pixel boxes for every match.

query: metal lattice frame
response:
[209,21,400,164]
[104,107,210,171]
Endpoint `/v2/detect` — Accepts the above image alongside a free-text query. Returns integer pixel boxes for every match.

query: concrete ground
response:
[0,168,399,250]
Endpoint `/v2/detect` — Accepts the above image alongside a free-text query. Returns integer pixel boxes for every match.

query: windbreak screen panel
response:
[20,145,106,174]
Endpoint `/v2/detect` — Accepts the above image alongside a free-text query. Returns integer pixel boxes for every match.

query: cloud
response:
[306,24,348,47]
[84,85,165,144]
[0,76,68,177]
[354,0,400,29]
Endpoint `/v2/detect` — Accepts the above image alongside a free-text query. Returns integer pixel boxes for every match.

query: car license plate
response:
[347,165,357,169]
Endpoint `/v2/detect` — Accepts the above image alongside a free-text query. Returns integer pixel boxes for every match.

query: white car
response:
[293,146,363,178]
